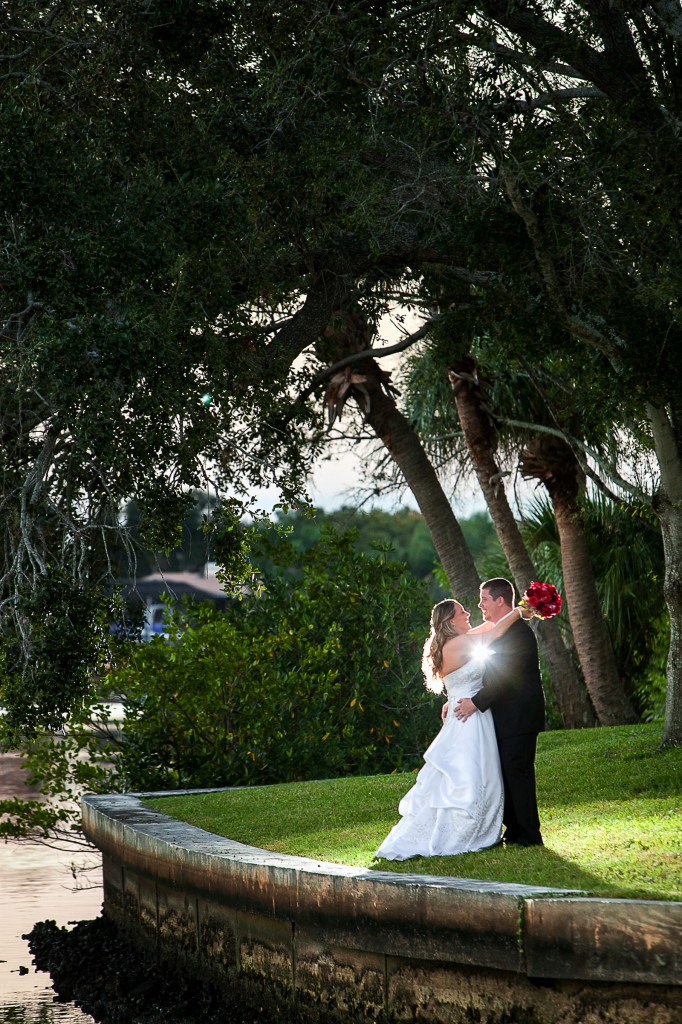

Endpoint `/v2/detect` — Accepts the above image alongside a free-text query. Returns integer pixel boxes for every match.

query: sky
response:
[252,305,488,519]
[305,442,486,517]
[252,441,487,517]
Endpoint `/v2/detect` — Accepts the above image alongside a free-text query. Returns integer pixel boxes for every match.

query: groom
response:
[454,577,545,847]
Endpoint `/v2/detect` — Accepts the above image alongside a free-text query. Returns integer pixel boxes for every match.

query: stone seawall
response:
[82,792,682,1024]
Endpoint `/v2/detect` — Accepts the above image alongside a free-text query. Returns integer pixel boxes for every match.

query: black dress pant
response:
[496,732,542,846]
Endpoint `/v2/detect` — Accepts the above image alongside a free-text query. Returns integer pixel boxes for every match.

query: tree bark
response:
[550,489,638,726]
[360,372,481,604]
[519,435,638,727]
[316,310,481,603]
[647,402,682,748]
[450,363,595,728]
[269,267,350,369]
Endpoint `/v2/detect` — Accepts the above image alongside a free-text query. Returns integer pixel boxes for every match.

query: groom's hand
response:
[454,697,477,721]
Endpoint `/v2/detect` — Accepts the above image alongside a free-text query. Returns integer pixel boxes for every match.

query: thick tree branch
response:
[445,26,590,83]
[514,353,648,502]
[282,314,443,423]
[582,0,648,69]
[264,224,501,372]
[500,418,646,504]
[648,0,682,41]
[314,315,441,386]
[647,402,682,503]
[266,267,350,368]
[513,86,608,110]
[498,161,625,366]
[391,2,439,23]
[480,5,608,86]
[479,2,652,106]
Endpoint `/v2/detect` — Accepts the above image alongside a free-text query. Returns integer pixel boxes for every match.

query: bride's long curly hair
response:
[422,599,464,694]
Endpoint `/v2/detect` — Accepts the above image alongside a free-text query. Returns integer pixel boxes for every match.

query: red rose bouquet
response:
[520,581,562,619]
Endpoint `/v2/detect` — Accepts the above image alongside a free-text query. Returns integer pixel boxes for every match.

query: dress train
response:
[375,660,503,860]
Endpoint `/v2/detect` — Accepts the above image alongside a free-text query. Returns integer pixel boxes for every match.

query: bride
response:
[375,598,528,861]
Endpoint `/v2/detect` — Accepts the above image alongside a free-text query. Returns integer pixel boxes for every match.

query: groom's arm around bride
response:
[458,578,545,847]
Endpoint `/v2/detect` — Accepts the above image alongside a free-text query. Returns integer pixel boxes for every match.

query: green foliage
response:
[0,794,74,842]
[135,488,198,558]
[0,707,118,843]
[4,1,681,742]
[145,723,682,901]
[119,491,275,587]
[406,518,438,578]
[108,527,433,790]
[203,499,270,597]
[0,567,120,743]
[119,494,214,576]
[254,506,445,583]
[521,495,667,718]
[458,512,507,579]
[0,4,327,713]
[120,498,489,595]
[7,526,435,831]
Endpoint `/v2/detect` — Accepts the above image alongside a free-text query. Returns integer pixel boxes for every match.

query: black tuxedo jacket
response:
[471,618,545,738]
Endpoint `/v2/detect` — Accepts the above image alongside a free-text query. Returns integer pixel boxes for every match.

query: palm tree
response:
[518,434,638,725]
[448,355,596,728]
[521,495,667,721]
[316,308,481,603]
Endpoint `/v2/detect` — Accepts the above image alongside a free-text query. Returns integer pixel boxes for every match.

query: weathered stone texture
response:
[525,897,682,984]
[198,900,238,971]
[295,932,386,1014]
[82,792,682,1024]
[157,885,198,958]
[386,957,682,1024]
[236,910,293,985]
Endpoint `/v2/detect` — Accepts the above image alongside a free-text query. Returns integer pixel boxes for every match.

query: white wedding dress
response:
[375,659,503,860]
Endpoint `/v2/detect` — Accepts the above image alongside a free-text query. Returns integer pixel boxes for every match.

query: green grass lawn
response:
[143,723,681,901]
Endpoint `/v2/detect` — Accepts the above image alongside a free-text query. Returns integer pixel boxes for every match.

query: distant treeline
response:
[120,498,504,586]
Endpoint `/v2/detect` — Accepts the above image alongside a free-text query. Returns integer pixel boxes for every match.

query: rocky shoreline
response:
[25,916,331,1024]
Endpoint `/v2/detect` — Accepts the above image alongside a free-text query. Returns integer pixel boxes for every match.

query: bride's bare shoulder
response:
[441,633,475,674]
[442,633,472,652]
[443,632,478,651]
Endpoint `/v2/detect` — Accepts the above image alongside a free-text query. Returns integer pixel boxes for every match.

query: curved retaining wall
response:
[82,792,682,1024]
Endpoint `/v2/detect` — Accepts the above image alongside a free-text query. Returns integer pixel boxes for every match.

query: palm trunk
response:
[519,433,638,726]
[647,402,682,748]
[361,372,481,603]
[451,364,595,728]
[317,310,481,603]
[550,489,638,725]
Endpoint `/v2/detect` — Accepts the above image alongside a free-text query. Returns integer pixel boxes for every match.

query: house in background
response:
[120,563,229,640]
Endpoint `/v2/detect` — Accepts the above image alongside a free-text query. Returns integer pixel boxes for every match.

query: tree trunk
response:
[647,402,682,749]
[550,489,638,725]
[316,310,481,603]
[451,362,595,728]
[519,434,638,726]
[361,373,481,603]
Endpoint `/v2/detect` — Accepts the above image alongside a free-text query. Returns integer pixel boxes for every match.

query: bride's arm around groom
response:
[455,578,545,847]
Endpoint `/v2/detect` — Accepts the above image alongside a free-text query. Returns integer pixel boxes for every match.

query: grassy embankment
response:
[144,723,681,901]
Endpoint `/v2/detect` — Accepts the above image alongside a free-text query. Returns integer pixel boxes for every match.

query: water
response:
[0,752,103,1023]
